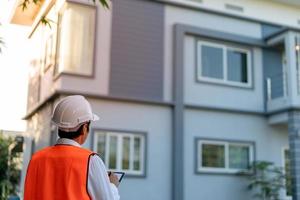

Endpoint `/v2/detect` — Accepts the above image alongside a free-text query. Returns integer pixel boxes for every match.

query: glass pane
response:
[134,137,141,171]
[109,136,117,169]
[227,50,248,83]
[229,145,249,169]
[57,3,95,75]
[201,45,224,79]
[122,137,130,170]
[96,132,106,161]
[202,144,225,168]
[284,149,292,196]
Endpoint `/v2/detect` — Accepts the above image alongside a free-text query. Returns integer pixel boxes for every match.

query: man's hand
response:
[108,172,120,187]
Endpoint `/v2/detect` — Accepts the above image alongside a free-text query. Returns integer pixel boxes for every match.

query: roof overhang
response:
[10,0,45,26]
[271,0,300,7]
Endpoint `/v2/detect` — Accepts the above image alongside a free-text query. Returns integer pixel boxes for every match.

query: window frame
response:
[93,129,147,177]
[53,2,97,80]
[196,138,254,174]
[197,40,252,88]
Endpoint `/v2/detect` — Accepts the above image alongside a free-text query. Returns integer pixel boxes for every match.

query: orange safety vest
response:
[24,145,95,200]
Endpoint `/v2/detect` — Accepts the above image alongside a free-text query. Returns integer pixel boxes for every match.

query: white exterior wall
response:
[184,109,288,200]
[83,98,172,200]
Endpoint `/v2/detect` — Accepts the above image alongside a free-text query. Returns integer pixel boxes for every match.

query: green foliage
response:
[247,161,287,200]
[0,131,20,200]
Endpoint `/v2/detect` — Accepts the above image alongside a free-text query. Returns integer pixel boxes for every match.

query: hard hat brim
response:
[92,114,100,121]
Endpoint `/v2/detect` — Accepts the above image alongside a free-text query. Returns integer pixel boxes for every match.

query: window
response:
[42,5,58,72]
[283,148,292,199]
[197,41,252,87]
[55,3,96,76]
[94,131,146,176]
[197,139,254,173]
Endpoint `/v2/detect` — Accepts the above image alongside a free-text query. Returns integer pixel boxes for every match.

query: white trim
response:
[105,133,110,166]
[197,139,254,174]
[94,131,145,175]
[129,135,134,170]
[117,134,122,170]
[197,40,252,88]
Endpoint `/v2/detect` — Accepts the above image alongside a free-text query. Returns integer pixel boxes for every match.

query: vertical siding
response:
[263,48,284,99]
[109,0,164,100]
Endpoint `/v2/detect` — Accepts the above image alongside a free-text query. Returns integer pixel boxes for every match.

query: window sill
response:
[53,71,94,81]
[197,76,253,89]
[196,168,253,176]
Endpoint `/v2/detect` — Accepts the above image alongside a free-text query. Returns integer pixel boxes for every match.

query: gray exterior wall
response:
[109,0,164,101]
[22,1,299,200]
[27,74,40,112]
[184,109,288,200]
[183,34,264,112]
[166,6,291,200]
[84,98,172,200]
[26,104,53,152]
[164,6,264,111]
[261,23,283,38]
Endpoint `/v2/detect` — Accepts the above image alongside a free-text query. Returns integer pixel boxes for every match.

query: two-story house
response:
[9,0,300,199]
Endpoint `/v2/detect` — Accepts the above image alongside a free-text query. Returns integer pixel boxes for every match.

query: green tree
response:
[247,161,288,200]
[0,131,21,200]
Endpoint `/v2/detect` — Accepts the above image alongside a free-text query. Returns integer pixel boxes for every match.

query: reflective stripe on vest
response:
[24,145,94,200]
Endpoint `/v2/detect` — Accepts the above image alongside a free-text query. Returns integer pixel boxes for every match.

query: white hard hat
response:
[52,95,99,132]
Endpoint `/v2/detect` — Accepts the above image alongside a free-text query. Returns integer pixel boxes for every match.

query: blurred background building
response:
[8,0,300,199]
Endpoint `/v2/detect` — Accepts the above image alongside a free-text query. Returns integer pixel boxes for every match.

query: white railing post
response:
[283,71,288,97]
[267,78,272,101]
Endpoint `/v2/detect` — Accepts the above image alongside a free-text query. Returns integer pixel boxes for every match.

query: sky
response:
[0,0,30,132]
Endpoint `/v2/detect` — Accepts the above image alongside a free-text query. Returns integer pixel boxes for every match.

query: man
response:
[24,95,120,200]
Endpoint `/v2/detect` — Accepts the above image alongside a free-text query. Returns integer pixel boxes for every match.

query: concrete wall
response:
[85,98,172,200]
[184,109,288,200]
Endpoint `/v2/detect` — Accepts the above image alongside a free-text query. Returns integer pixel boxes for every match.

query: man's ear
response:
[81,124,87,135]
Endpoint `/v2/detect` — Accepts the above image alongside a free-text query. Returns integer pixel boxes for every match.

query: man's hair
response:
[58,122,90,139]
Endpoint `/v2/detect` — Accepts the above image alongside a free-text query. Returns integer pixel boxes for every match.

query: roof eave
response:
[10,0,45,26]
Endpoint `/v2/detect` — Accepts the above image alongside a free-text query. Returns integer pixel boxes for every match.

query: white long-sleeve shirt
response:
[56,138,120,200]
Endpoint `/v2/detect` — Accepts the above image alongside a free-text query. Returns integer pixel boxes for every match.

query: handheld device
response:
[108,171,125,182]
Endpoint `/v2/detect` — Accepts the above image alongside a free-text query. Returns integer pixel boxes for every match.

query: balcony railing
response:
[266,72,288,101]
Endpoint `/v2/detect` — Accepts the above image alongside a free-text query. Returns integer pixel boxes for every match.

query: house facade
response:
[10,0,300,199]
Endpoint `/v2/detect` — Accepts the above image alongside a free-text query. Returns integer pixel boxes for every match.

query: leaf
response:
[98,0,109,8]
[40,16,52,28]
